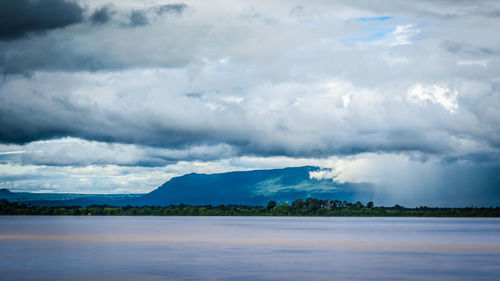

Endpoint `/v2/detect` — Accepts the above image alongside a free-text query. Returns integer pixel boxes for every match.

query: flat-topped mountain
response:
[133,166,373,206]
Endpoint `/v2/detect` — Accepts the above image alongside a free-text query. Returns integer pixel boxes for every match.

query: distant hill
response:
[0,189,142,206]
[0,188,13,195]
[131,166,373,206]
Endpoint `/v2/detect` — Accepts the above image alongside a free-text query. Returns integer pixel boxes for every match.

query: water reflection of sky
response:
[1,217,499,280]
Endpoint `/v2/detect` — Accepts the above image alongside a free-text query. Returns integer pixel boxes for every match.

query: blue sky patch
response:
[355,16,394,22]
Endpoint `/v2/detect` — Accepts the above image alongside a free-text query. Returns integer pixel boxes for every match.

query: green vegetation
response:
[1,198,499,217]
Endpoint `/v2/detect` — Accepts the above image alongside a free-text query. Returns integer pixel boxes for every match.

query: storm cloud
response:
[90,5,114,25]
[0,0,84,40]
[130,10,150,27]
[154,3,188,15]
[0,0,499,205]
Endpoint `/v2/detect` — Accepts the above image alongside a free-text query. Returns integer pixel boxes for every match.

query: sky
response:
[0,0,499,206]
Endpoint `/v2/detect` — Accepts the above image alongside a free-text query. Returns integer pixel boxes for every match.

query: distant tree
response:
[393,204,404,210]
[183,206,195,215]
[0,199,8,209]
[305,198,321,211]
[315,208,328,216]
[327,200,338,210]
[271,203,290,216]
[334,200,342,208]
[353,201,364,210]
[267,201,277,209]
[343,201,351,208]
[367,201,374,208]
[291,199,304,210]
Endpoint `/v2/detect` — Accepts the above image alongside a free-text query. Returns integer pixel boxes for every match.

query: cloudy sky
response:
[1,0,499,206]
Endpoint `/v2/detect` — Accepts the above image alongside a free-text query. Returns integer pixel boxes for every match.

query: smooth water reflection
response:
[1,216,499,280]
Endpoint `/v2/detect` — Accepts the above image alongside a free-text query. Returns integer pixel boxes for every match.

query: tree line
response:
[1,198,499,217]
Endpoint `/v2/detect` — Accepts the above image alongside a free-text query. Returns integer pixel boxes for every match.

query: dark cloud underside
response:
[0,0,83,40]
[90,5,114,25]
[155,3,188,15]
[130,11,150,27]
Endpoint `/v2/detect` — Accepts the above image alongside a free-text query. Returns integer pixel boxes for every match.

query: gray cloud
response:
[441,40,500,57]
[0,69,498,162]
[0,2,196,74]
[154,3,188,15]
[127,3,188,27]
[90,5,114,25]
[0,0,84,40]
[0,138,237,167]
[130,11,150,27]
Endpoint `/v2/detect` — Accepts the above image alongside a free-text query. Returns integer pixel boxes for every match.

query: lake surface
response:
[0,217,499,281]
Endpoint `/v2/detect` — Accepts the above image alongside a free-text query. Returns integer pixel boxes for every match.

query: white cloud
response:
[0,137,238,166]
[309,169,339,181]
[408,83,459,113]
[390,25,419,46]
[385,55,410,66]
[457,60,489,67]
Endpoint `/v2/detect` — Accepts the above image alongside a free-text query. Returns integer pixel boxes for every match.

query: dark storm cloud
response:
[0,1,193,75]
[441,40,500,56]
[130,11,150,27]
[90,5,114,25]
[128,3,188,27]
[0,0,84,40]
[443,152,500,164]
[476,8,500,18]
[154,3,188,15]
[0,86,217,149]
[0,30,197,74]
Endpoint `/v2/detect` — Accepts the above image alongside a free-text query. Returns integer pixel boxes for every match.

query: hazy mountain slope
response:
[133,166,373,206]
[0,189,142,206]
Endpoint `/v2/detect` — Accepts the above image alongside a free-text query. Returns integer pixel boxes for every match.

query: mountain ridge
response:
[133,166,372,206]
[1,166,374,206]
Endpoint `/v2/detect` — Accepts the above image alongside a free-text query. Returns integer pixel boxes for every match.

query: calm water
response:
[0,216,499,281]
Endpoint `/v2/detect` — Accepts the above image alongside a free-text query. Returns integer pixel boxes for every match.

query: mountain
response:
[132,166,373,206]
[0,188,13,195]
[1,166,374,206]
[0,189,142,206]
